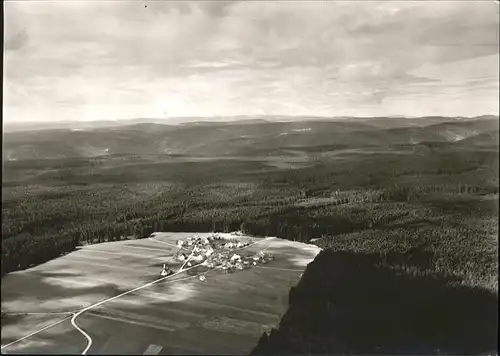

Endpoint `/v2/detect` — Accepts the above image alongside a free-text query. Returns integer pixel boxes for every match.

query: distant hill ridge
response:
[3,116,498,161]
[3,115,497,133]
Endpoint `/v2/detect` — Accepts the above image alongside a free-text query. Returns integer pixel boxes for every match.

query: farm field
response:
[1,232,320,355]
[2,117,498,354]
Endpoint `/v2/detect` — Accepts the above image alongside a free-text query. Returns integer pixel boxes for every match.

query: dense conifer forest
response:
[2,119,498,354]
[2,143,498,292]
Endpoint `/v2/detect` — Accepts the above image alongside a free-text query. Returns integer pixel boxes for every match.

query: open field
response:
[1,232,320,354]
[2,118,498,354]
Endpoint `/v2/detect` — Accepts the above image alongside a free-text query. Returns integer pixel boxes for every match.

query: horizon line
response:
[4,113,499,125]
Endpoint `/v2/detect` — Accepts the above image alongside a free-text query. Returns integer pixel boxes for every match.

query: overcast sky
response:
[4,0,499,123]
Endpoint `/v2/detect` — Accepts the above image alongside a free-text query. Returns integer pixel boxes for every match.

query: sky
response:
[3,0,499,123]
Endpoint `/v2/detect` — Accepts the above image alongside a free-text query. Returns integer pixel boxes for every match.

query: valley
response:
[2,116,498,354]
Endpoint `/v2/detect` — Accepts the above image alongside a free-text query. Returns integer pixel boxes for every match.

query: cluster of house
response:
[217,250,274,273]
[170,234,274,275]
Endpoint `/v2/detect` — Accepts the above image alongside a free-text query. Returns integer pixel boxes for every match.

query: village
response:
[160,233,274,280]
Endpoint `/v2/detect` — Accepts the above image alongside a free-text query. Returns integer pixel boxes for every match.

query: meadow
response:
[1,233,317,354]
[2,117,498,354]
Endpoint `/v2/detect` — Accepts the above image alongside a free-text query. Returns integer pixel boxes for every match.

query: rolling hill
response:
[2,116,497,355]
[3,116,498,161]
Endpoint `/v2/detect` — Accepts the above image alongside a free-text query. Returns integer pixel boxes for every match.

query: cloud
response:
[3,0,499,122]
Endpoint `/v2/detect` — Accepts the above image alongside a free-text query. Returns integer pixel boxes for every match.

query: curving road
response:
[72,235,270,355]
[1,235,271,355]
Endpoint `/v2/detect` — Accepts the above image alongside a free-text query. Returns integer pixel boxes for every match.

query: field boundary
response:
[72,235,270,354]
[1,235,273,354]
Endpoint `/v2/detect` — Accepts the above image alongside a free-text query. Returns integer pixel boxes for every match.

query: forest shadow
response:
[251,249,498,355]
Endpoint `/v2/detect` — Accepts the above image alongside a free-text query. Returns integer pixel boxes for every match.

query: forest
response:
[2,144,498,294]
[2,118,498,355]
[251,249,498,354]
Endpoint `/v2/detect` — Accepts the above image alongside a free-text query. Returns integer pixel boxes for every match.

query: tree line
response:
[3,180,496,277]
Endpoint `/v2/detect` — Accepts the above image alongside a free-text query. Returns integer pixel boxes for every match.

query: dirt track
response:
[1,232,320,354]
